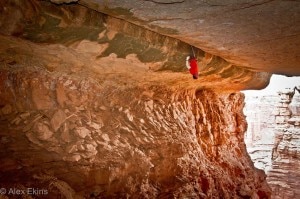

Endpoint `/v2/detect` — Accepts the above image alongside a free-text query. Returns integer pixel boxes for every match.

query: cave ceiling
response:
[76,0,300,76]
[1,0,300,92]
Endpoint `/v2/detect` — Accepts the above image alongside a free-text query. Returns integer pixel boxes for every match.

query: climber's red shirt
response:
[189,58,198,75]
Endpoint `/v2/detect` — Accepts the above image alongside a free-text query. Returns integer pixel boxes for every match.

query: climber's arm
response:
[185,56,191,69]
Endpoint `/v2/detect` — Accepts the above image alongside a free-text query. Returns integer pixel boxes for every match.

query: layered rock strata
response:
[245,87,300,199]
[244,95,278,172]
[270,88,300,199]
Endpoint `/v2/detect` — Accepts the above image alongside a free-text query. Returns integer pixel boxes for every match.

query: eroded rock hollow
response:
[2,0,299,198]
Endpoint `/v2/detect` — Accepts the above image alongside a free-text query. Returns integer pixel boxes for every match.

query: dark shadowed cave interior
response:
[0,0,300,198]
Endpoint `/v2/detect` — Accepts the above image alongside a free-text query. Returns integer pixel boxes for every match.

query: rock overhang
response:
[77,0,300,76]
[1,0,299,92]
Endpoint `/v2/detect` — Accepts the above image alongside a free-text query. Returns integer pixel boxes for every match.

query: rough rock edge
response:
[50,0,78,4]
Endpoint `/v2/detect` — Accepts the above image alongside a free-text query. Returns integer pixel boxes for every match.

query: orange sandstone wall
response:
[0,68,270,198]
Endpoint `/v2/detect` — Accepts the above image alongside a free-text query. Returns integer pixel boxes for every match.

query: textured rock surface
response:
[244,88,300,199]
[80,0,300,76]
[0,67,271,198]
[0,0,271,90]
[270,89,300,199]
[0,2,271,197]
[1,0,299,198]
[50,0,78,4]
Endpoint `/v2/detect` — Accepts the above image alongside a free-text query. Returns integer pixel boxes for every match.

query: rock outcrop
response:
[270,88,300,199]
[244,95,278,172]
[245,87,300,199]
[0,65,271,198]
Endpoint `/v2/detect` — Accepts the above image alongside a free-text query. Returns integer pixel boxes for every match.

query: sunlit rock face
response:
[270,89,300,199]
[244,95,277,173]
[245,87,300,199]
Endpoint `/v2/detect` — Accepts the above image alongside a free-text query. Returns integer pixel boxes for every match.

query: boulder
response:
[33,122,54,141]
[50,109,67,132]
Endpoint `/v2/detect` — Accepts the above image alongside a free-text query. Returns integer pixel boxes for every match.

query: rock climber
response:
[186,55,199,79]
